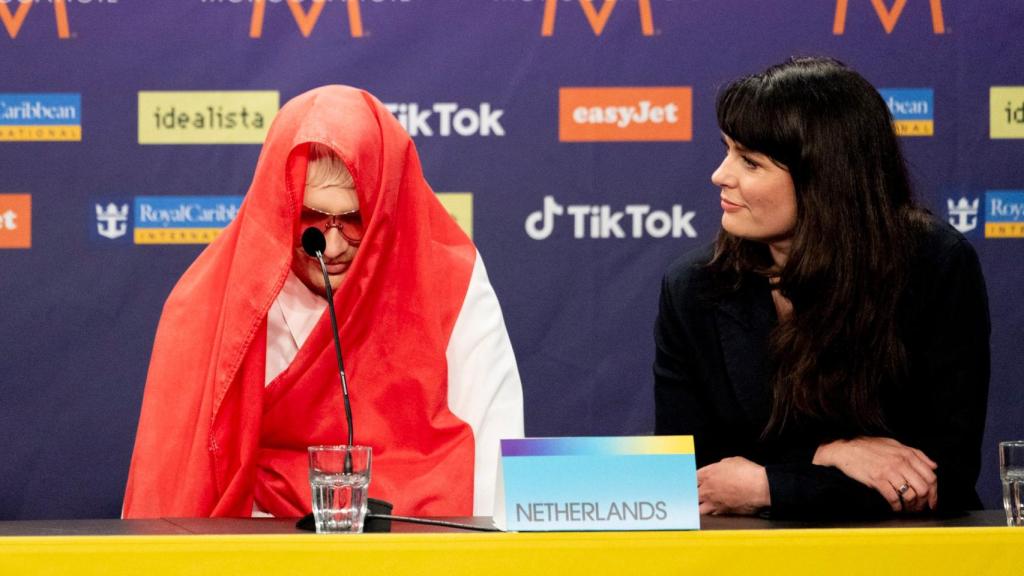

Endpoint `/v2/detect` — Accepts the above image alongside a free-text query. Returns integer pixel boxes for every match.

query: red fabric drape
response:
[123,86,477,518]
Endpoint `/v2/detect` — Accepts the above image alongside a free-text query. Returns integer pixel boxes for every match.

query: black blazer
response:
[654,219,990,519]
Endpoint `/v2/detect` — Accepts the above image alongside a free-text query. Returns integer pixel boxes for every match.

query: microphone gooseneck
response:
[301,227,355,455]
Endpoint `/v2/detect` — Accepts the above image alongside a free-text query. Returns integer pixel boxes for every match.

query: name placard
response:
[493,436,698,531]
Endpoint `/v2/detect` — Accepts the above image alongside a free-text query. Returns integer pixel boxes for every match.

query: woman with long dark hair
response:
[654,57,990,518]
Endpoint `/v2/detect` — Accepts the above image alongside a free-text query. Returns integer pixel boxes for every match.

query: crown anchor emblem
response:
[96,203,129,240]
[946,197,979,233]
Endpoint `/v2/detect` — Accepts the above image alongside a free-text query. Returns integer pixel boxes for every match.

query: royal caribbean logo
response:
[384,102,505,138]
[947,197,979,234]
[133,196,243,245]
[539,0,654,37]
[990,87,1024,139]
[880,88,933,137]
[985,191,1024,239]
[0,93,81,141]
[525,196,696,240]
[93,201,131,241]
[559,87,692,142]
[833,0,945,34]
[0,193,31,249]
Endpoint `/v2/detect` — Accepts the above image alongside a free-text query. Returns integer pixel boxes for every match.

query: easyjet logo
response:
[249,0,364,38]
[542,0,653,37]
[1,0,70,39]
[833,0,945,34]
[559,87,692,142]
[0,194,32,249]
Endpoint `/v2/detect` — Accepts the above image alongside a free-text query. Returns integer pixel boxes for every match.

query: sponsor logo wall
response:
[0,0,71,39]
[985,191,1024,238]
[947,197,979,234]
[0,194,31,248]
[0,93,81,141]
[831,0,946,34]
[385,102,505,137]
[1,0,1021,520]
[880,88,934,137]
[138,91,279,145]
[991,87,1024,139]
[559,87,692,142]
[133,196,243,244]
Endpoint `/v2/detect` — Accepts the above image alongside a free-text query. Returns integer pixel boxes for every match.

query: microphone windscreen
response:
[301,227,326,256]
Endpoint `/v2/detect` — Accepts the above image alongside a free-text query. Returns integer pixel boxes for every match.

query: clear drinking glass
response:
[999,441,1024,527]
[308,445,372,534]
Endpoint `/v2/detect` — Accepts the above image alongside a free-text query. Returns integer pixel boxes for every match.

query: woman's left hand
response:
[813,436,938,513]
[697,456,770,515]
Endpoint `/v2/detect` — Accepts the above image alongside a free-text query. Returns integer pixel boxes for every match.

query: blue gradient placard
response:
[495,436,698,531]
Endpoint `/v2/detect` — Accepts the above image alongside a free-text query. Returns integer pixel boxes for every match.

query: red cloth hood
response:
[124,86,477,518]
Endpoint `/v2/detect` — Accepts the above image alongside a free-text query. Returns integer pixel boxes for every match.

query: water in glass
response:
[1002,467,1024,527]
[311,472,369,533]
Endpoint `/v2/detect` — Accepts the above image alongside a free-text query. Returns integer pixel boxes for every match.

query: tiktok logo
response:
[525,196,697,240]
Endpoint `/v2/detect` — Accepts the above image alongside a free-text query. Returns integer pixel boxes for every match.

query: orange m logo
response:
[1,0,70,39]
[833,0,945,34]
[249,0,364,39]
[542,0,654,37]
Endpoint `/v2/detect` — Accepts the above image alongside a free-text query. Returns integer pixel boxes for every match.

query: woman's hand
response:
[813,437,938,513]
[697,456,770,515]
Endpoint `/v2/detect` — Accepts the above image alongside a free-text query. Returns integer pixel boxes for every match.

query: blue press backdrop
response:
[1,0,1021,519]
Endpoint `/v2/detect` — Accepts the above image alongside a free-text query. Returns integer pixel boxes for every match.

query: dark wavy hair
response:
[709,57,929,438]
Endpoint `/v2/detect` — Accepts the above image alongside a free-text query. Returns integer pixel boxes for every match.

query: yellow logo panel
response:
[894,120,933,137]
[134,228,228,245]
[991,87,1024,139]
[138,91,279,144]
[437,193,473,239]
[0,125,80,142]
[985,223,1024,238]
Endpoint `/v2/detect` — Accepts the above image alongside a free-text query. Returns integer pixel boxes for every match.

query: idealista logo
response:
[385,102,504,138]
[833,0,945,34]
[138,91,279,145]
[984,191,1024,239]
[0,93,81,141]
[879,88,933,137]
[540,0,654,37]
[559,87,692,142]
[0,194,31,249]
[525,196,696,240]
[133,196,243,245]
[990,87,1024,140]
[946,197,979,234]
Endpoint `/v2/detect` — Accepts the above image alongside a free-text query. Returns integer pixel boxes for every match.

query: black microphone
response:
[297,227,394,532]
[301,227,354,451]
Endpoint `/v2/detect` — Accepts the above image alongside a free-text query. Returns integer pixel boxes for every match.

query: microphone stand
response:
[314,246,354,472]
[298,228,394,532]
[293,229,494,533]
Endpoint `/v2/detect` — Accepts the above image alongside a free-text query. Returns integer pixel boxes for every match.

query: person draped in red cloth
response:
[123,86,524,519]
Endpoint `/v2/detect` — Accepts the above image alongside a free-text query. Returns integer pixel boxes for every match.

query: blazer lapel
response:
[714,277,776,427]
